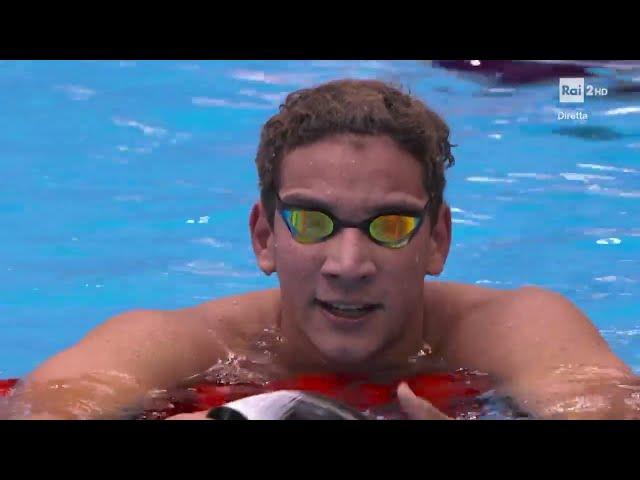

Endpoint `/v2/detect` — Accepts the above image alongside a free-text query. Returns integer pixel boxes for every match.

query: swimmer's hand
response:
[165,410,212,420]
[397,382,452,420]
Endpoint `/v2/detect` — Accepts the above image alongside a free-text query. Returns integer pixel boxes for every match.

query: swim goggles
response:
[276,193,430,249]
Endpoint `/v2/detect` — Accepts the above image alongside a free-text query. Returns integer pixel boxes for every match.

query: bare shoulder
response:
[185,288,280,342]
[423,281,503,349]
[90,288,279,339]
[13,290,282,419]
[28,289,281,388]
[432,283,630,381]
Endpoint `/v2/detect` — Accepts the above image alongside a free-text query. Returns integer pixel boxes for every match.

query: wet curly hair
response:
[255,78,455,227]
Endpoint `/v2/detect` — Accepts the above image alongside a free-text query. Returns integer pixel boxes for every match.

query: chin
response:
[313,337,380,367]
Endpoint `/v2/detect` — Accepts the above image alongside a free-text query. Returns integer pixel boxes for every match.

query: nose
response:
[320,228,377,285]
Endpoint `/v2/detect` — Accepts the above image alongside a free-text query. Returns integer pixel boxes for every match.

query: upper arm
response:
[444,286,633,418]
[445,286,631,383]
[32,303,239,385]
[30,310,183,386]
[11,291,278,419]
[15,309,223,419]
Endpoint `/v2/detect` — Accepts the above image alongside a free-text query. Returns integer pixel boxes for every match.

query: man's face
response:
[252,134,450,368]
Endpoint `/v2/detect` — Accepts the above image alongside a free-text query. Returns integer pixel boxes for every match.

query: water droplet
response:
[407,342,432,363]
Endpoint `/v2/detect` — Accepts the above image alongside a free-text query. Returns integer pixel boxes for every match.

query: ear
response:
[425,203,452,276]
[249,201,276,275]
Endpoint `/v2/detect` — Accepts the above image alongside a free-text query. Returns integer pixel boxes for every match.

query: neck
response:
[275,303,434,378]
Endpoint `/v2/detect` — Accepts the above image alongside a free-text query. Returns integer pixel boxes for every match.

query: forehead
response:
[279,135,427,212]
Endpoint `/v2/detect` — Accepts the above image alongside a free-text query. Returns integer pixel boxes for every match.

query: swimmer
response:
[4,79,638,420]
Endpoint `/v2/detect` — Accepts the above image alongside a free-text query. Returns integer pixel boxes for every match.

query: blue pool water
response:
[1,60,639,378]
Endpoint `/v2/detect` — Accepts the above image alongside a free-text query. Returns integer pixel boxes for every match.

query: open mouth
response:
[314,298,382,320]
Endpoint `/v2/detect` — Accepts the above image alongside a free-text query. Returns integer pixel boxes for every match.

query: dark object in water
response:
[552,125,625,141]
[473,390,535,420]
[608,82,640,99]
[207,390,368,420]
[433,60,593,85]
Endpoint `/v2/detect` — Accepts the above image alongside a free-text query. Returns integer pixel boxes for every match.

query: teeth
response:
[317,299,377,312]
[328,303,367,311]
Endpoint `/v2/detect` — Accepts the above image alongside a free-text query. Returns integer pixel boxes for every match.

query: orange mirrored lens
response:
[370,215,418,246]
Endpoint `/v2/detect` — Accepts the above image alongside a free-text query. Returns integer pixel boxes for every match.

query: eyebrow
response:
[279,193,427,217]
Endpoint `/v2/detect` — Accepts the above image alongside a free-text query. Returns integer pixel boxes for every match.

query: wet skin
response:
[3,135,637,420]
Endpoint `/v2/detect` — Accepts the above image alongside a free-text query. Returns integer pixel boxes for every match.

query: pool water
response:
[1,60,639,379]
